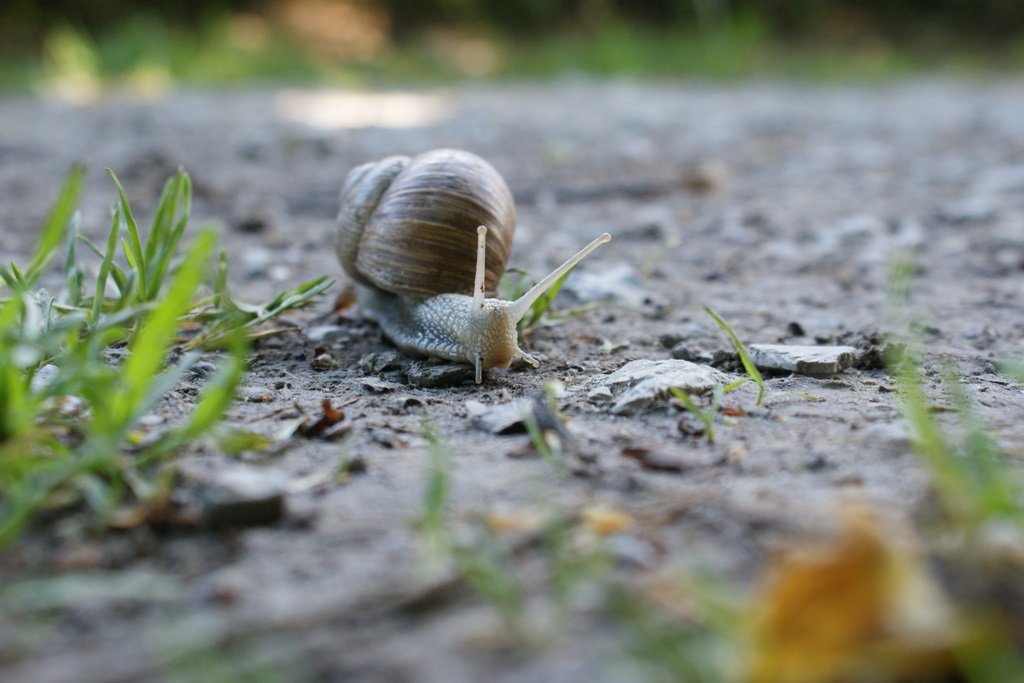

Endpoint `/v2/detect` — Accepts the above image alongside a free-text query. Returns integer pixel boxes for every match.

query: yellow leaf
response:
[483,507,544,535]
[582,505,633,536]
[749,510,957,683]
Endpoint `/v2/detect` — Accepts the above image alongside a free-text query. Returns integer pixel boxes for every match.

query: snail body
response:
[337,148,610,383]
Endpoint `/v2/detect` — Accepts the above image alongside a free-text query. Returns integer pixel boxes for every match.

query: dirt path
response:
[1,79,1023,682]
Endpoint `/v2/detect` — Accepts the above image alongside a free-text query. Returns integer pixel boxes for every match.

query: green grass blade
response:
[499,267,532,302]
[144,171,191,301]
[77,233,106,259]
[111,271,138,312]
[998,358,1024,384]
[174,334,246,443]
[187,276,333,349]
[106,169,147,300]
[942,369,1022,521]
[452,542,524,626]
[103,230,215,440]
[894,358,972,518]
[109,264,130,298]
[24,165,84,285]
[417,418,452,560]
[63,213,85,308]
[0,267,21,290]
[722,377,750,393]
[90,208,123,325]
[213,251,233,310]
[144,173,178,264]
[704,305,765,405]
[519,270,571,329]
[146,216,188,301]
[671,387,717,443]
[8,263,26,288]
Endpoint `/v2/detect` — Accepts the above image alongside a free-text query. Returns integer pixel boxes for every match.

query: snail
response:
[336,148,610,383]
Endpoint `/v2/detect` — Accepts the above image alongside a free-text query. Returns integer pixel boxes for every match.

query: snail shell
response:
[336,148,516,298]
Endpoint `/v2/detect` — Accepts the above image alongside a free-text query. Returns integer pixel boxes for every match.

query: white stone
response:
[589,359,731,415]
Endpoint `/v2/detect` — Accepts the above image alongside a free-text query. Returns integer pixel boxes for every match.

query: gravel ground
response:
[1,78,1023,682]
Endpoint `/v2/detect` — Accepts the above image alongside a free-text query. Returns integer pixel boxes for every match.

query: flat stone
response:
[466,398,533,434]
[361,377,397,393]
[658,332,685,348]
[358,351,402,374]
[939,196,997,224]
[406,361,474,388]
[467,395,570,442]
[306,324,351,344]
[748,344,857,377]
[310,352,335,371]
[198,466,286,528]
[669,343,711,362]
[589,359,731,415]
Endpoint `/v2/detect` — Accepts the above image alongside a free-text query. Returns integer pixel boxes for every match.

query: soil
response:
[1,79,1023,682]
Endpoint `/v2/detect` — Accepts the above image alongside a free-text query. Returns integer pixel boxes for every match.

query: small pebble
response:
[311,352,336,371]
[669,343,701,361]
[406,361,474,388]
[359,351,402,374]
[189,361,218,380]
[361,377,397,393]
[804,453,830,471]
[197,466,286,528]
[396,395,426,408]
[30,364,59,392]
[658,332,685,349]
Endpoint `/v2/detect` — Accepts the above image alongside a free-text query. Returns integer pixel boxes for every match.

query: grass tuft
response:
[0,166,331,543]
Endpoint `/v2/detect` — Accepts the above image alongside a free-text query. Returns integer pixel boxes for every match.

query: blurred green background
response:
[1,0,1023,92]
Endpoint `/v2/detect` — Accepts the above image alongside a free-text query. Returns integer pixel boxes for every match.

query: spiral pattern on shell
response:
[336,148,516,299]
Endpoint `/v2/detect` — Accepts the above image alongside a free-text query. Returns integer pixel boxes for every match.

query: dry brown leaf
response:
[296,398,350,440]
[749,510,958,683]
[621,446,687,472]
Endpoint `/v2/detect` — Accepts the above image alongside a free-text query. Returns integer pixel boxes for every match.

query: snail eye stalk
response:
[507,233,612,324]
[473,225,487,312]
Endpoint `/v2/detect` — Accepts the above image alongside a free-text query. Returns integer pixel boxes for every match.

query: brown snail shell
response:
[336,148,516,298]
